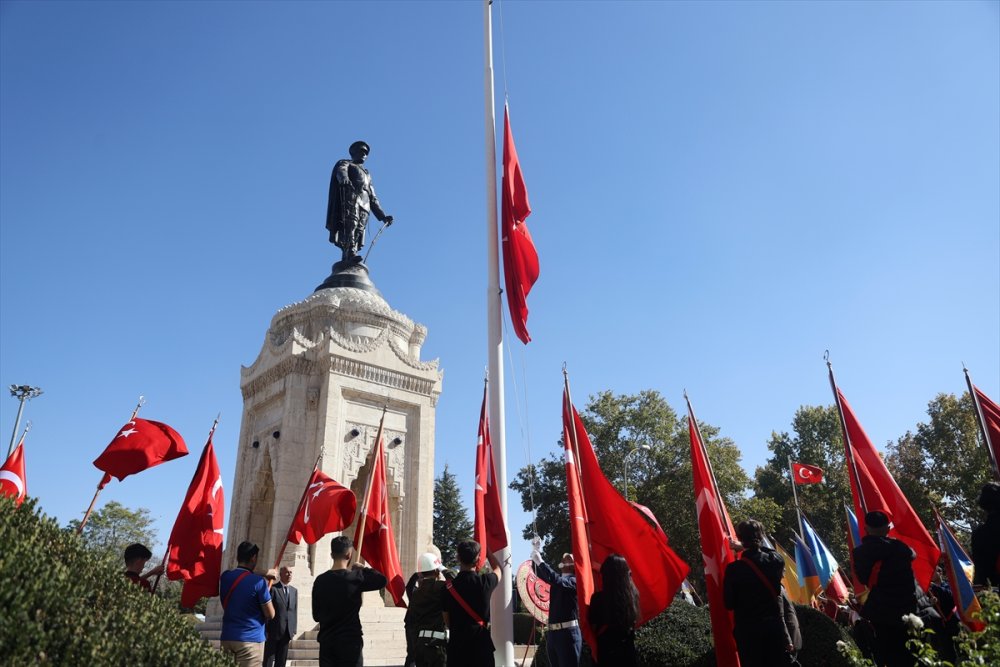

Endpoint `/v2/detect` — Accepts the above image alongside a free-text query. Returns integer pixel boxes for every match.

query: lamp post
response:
[8,385,43,457]
[623,443,651,502]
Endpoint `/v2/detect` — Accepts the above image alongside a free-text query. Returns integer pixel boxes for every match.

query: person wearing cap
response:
[219,541,275,667]
[326,140,394,263]
[404,550,454,667]
[530,539,580,667]
[123,543,163,593]
[852,510,919,667]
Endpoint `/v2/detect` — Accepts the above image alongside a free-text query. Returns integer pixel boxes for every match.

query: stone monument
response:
[202,143,440,666]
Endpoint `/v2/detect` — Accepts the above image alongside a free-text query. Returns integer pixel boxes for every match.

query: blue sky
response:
[1,1,997,568]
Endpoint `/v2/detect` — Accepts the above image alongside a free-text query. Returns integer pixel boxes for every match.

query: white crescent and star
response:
[0,470,24,497]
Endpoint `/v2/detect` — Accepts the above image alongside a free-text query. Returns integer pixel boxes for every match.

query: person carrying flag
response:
[530,539,580,667]
[404,550,453,667]
[972,482,1000,589]
[441,540,502,667]
[123,543,163,593]
[219,542,275,667]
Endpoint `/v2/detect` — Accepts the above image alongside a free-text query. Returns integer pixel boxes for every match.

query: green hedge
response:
[0,497,232,666]
[794,603,856,667]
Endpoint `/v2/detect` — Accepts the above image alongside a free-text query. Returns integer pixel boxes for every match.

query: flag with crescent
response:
[93,418,188,488]
[0,438,27,506]
[473,384,508,568]
[791,462,823,485]
[166,434,224,608]
[287,468,356,545]
[501,103,539,344]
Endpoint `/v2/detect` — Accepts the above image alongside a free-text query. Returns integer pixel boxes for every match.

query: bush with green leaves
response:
[793,603,856,667]
[0,497,232,666]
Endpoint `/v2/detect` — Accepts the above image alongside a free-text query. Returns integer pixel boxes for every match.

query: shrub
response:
[0,497,231,666]
[635,600,716,667]
[794,603,856,667]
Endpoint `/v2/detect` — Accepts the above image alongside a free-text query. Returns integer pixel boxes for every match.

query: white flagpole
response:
[484,1,514,664]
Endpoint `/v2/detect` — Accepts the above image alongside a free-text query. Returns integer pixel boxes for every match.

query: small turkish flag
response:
[93,418,188,488]
[792,462,824,485]
[0,439,27,505]
[287,469,357,545]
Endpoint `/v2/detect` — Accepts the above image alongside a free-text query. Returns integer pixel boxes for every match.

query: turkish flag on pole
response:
[837,388,940,590]
[971,384,1000,480]
[562,387,597,660]
[0,439,27,506]
[287,469,357,545]
[474,385,509,568]
[93,418,188,488]
[791,462,824,485]
[501,104,539,344]
[563,382,689,644]
[687,399,741,667]
[353,432,406,607]
[166,434,224,608]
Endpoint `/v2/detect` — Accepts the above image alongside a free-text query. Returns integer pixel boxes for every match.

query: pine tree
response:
[433,464,473,569]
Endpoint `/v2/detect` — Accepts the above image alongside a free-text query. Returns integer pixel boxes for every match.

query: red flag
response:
[687,401,740,667]
[501,104,539,344]
[473,385,509,568]
[564,385,689,636]
[837,388,940,590]
[166,435,224,608]
[791,462,824,485]
[353,432,406,607]
[287,468,356,545]
[971,384,1000,479]
[562,388,597,660]
[0,439,27,506]
[93,418,188,488]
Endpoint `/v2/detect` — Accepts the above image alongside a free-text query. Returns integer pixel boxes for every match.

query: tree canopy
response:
[433,464,474,568]
[68,500,158,566]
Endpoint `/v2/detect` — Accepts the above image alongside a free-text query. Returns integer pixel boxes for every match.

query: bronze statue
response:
[325,141,393,263]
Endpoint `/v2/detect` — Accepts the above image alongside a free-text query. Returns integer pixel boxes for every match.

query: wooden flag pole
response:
[352,406,387,565]
[78,396,145,534]
[151,549,168,593]
[788,456,805,538]
[274,452,324,570]
[685,391,734,539]
[562,368,593,552]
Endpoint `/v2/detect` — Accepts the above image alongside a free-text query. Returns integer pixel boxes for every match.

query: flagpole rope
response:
[497,0,510,102]
[500,303,539,539]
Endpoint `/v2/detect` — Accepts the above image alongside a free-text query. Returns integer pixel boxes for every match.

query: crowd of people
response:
[117,481,999,667]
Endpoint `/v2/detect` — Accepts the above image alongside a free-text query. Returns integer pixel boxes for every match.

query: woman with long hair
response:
[587,553,639,667]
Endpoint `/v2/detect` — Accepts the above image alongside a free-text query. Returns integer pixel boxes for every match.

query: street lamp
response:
[623,443,651,502]
[8,384,43,457]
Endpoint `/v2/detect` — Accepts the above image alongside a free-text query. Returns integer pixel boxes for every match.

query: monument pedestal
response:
[201,282,442,661]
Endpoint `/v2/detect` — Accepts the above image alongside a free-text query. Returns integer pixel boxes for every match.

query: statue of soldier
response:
[325,141,393,263]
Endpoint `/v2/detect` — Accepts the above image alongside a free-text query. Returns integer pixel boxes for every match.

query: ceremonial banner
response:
[687,399,740,667]
[516,560,551,624]
[0,439,26,506]
[166,434,224,608]
[474,385,509,568]
[501,103,539,344]
[800,514,840,589]
[287,469,356,545]
[776,542,808,604]
[353,432,406,607]
[793,532,823,600]
[834,386,940,590]
[791,462,824,485]
[970,382,1000,480]
[936,510,985,631]
[93,418,188,488]
[844,505,868,601]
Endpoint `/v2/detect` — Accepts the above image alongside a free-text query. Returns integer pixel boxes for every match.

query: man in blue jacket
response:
[531,539,580,667]
[220,541,274,667]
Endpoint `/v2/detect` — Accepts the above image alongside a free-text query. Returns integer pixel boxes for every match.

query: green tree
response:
[510,389,753,584]
[67,501,158,565]
[885,392,991,538]
[753,404,853,562]
[433,464,474,568]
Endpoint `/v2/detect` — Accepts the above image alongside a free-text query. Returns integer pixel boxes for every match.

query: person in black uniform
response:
[587,554,639,667]
[441,540,501,667]
[531,540,580,667]
[853,510,919,667]
[723,520,798,667]
[972,482,1000,590]
[405,551,454,667]
[312,536,387,667]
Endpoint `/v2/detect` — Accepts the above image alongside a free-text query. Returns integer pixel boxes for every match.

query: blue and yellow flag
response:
[801,514,840,588]
[776,542,809,604]
[936,511,985,631]
[845,504,869,601]
[793,532,822,600]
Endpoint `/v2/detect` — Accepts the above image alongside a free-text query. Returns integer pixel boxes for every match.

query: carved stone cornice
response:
[329,357,438,397]
[241,356,320,399]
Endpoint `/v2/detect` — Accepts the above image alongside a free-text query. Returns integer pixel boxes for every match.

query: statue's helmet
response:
[349,140,370,157]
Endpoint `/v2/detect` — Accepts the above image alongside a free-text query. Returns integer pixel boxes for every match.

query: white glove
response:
[530,549,542,566]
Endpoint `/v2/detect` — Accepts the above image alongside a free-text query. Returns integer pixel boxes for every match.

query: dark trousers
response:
[263,638,289,667]
[319,639,363,667]
[870,622,916,667]
[546,627,582,667]
[734,623,788,667]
